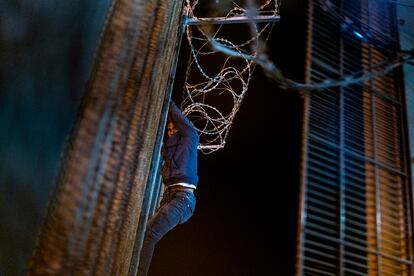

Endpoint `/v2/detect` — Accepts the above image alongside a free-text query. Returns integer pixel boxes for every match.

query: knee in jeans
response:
[145,227,157,240]
[145,226,162,243]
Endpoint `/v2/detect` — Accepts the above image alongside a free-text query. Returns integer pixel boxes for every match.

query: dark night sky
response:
[150,1,307,275]
[0,1,307,275]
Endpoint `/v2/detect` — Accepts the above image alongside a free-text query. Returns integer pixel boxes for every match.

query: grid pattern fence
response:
[296,0,414,275]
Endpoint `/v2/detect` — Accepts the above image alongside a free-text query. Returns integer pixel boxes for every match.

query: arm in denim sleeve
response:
[168,101,198,138]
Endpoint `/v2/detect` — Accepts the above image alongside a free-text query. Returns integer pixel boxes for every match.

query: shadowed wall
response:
[0,1,112,274]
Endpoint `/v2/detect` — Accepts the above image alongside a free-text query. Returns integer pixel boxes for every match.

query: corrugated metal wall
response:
[296,0,414,275]
[27,1,184,274]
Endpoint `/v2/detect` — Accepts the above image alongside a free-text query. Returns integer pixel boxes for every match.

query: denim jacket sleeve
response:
[168,101,198,139]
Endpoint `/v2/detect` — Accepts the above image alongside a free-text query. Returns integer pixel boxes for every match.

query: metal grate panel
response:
[297,0,414,275]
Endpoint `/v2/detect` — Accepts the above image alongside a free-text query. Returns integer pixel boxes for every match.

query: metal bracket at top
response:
[183,6,280,26]
[185,15,281,25]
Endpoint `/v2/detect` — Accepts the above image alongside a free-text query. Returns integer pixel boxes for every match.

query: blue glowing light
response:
[352,30,365,40]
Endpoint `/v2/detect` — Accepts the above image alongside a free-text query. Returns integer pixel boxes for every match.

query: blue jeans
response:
[138,189,196,276]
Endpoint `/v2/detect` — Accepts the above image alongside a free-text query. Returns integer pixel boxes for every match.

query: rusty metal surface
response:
[27,0,184,274]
